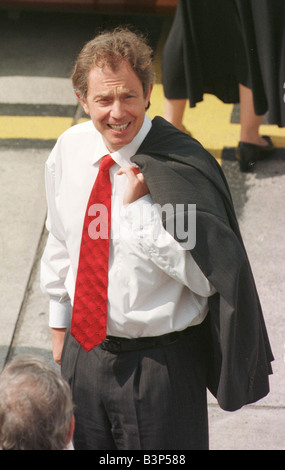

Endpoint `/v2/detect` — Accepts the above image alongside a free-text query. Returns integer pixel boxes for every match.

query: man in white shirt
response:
[40,27,273,450]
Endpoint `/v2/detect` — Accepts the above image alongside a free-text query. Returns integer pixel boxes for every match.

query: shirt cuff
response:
[48,297,72,328]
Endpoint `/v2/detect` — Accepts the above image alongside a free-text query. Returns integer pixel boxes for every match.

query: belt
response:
[100,324,199,353]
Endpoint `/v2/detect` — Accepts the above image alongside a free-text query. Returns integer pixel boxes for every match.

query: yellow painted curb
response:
[147,85,285,163]
[1,85,284,163]
[0,116,74,139]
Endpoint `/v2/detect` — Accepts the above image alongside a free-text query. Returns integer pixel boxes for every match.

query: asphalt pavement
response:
[0,8,285,450]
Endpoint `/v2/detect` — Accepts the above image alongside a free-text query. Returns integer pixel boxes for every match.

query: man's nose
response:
[110,100,125,119]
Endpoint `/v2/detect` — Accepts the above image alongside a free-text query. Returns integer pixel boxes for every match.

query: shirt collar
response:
[91,115,152,167]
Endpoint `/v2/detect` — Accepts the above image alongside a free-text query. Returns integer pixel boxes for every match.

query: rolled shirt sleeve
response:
[120,195,216,298]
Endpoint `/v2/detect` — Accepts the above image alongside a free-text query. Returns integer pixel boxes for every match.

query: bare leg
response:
[164,98,187,131]
[236,84,274,171]
[239,84,268,146]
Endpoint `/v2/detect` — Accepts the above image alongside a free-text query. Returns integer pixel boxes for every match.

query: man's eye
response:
[96,97,111,104]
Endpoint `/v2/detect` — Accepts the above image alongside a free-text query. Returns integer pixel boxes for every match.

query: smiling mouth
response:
[108,123,130,131]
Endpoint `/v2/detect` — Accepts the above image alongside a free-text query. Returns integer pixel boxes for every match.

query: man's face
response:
[79,60,152,153]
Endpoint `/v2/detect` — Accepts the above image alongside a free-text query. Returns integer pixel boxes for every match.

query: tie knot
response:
[100,154,115,172]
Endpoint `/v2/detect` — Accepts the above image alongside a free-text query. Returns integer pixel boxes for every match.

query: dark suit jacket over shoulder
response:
[132,116,274,412]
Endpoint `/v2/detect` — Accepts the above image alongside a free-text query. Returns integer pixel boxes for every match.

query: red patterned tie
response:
[71,155,115,352]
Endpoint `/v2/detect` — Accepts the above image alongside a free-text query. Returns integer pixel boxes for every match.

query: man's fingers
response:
[118,166,146,185]
[117,165,141,178]
[117,166,149,205]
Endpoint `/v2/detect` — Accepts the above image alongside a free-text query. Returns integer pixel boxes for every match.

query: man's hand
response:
[117,166,149,205]
[51,328,66,366]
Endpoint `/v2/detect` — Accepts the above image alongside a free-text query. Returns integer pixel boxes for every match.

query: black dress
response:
[162,0,285,126]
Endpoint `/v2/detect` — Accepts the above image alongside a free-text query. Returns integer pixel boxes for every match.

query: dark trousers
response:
[61,321,209,450]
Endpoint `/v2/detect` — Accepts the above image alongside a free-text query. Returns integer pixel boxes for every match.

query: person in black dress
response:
[162,0,285,171]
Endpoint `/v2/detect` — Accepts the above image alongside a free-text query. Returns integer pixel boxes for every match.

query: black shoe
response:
[235,136,274,172]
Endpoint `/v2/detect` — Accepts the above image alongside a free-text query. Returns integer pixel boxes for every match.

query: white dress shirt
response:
[40,115,216,338]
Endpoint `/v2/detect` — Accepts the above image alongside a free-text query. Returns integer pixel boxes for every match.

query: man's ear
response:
[76,93,90,116]
[145,83,153,110]
[66,414,75,445]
